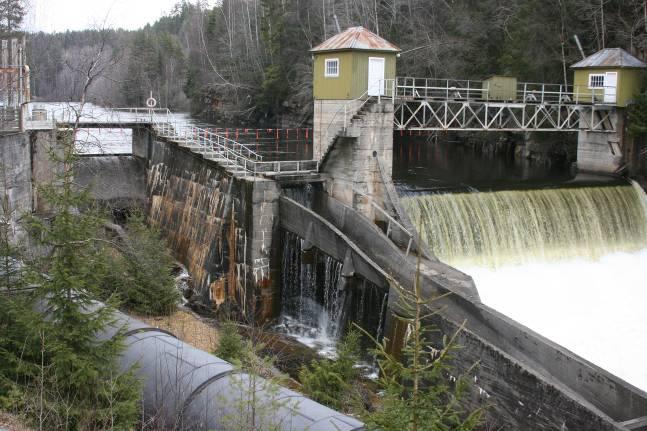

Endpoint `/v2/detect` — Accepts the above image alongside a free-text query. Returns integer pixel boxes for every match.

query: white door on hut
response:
[604,72,618,104]
[368,57,385,96]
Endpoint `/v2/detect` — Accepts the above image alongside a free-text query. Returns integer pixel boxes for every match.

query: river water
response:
[395,135,647,392]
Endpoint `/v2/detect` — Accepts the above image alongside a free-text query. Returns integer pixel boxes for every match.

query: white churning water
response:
[402,183,647,392]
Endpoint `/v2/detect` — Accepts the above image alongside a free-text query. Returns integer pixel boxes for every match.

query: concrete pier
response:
[577,109,625,173]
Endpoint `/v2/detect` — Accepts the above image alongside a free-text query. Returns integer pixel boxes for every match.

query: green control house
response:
[311,26,400,100]
[571,48,647,107]
[311,27,400,160]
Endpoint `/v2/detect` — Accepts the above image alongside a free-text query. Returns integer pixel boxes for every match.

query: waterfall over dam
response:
[277,231,388,355]
[402,182,647,391]
[401,184,647,267]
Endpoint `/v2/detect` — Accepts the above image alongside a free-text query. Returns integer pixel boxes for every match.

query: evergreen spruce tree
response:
[214,320,245,362]
[0,167,34,412]
[101,212,179,316]
[298,329,361,411]
[0,0,25,33]
[22,131,140,429]
[358,261,482,431]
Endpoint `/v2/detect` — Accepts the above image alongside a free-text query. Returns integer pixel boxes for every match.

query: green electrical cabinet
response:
[482,76,518,101]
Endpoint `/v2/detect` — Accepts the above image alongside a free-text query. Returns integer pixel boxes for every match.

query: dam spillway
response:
[401,183,647,267]
[400,182,647,391]
[277,231,388,354]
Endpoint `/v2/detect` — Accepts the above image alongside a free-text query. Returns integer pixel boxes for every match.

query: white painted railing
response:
[150,110,318,177]
[380,77,618,105]
[315,90,373,161]
[354,189,414,256]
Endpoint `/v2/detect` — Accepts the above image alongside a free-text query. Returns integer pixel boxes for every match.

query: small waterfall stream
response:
[277,231,387,356]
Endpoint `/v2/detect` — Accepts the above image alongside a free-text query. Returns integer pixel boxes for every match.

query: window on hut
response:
[588,74,605,89]
[325,58,339,77]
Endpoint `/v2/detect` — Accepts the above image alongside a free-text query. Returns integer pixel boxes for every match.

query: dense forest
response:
[26,0,647,126]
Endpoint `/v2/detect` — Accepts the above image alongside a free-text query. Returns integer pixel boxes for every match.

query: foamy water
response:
[462,248,647,392]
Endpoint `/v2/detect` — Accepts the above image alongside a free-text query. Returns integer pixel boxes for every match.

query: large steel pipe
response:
[100,310,365,430]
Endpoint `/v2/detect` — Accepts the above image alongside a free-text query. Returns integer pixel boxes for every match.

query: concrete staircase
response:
[318,98,375,169]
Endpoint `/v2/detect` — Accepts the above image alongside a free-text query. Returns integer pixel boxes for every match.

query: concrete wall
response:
[577,109,625,174]
[73,155,147,208]
[29,129,59,214]
[279,195,388,289]
[0,132,31,239]
[389,255,647,430]
[145,135,280,320]
[321,101,394,219]
[132,126,151,160]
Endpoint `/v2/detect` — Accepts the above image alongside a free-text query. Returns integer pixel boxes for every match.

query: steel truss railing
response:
[372,77,618,132]
[393,100,616,132]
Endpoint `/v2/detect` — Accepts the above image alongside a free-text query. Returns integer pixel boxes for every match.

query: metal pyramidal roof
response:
[570,48,647,69]
[311,26,401,53]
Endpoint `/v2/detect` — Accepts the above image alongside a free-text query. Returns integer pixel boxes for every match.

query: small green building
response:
[571,48,647,107]
[311,27,400,100]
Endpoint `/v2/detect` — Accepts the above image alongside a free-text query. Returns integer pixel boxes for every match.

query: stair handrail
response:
[149,110,263,176]
[314,90,372,161]
[149,110,263,162]
[149,113,251,175]
[323,89,370,135]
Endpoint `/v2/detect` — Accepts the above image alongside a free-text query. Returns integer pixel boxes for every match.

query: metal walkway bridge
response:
[381,77,617,132]
[25,105,320,179]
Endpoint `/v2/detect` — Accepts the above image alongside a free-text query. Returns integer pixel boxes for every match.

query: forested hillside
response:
[26,0,647,126]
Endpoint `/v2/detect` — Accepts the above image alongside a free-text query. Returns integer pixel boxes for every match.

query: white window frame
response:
[588,73,605,89]
[324,58,339,78]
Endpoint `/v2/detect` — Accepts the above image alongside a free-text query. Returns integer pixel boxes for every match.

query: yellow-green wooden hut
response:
[571,48,647,107]
[311,27,400,100]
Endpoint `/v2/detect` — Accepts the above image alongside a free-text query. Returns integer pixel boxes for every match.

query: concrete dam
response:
[50,105,644,430]
[7,27,647,431]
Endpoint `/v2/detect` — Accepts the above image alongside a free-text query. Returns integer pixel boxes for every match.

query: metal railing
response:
[150,110,261,176]
[25,103,320,177]
[111,107,172,116]
[354,189,414,256]
[315,90,373,161]
[381,77,619,105]
[373,201,414,256]
[150,110,318,178]
[517,82,615,105]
